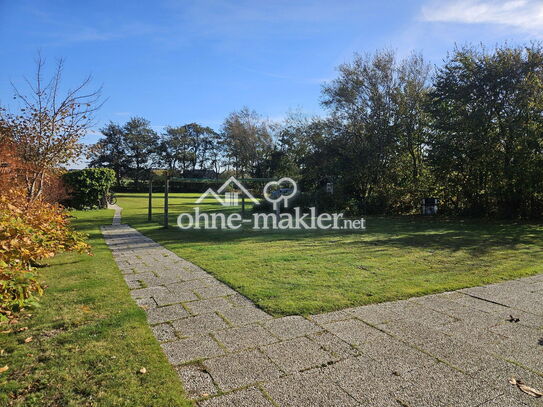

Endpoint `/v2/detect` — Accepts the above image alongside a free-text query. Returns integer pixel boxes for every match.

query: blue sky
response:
[1,0,541,154]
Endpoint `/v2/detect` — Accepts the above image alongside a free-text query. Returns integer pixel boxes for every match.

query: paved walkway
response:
[101,218,543,406]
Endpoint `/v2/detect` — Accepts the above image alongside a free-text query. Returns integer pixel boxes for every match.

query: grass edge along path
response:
[0,209,192,407]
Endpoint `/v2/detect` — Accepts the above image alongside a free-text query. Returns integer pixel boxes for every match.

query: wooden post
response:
[147,180,153,221]
[163,178,169,228]
[241,195,245,216]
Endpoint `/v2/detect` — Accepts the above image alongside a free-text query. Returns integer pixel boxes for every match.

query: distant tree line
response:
[90,43,543,218]
[89,107,274,188]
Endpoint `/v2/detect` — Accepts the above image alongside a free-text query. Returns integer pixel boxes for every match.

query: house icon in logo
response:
[195,176,259,206]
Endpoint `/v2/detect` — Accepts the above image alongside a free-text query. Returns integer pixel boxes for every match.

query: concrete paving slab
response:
[306,331,361,359]
[166,279,216,293]
[309,309,353,325]
[130,286,169,299]
[474,357,543,407]
[193,284,237,299]
[263,370,360,407]
[176,364,218,399]
[261,337,339,373]
[162,335,224,364]
[152,290,198,306]
[219,306,272,326]
[171,313,230,337]
[198,387,274,407]
[225,293,255,307]
[185,297,234,315]
[263,315,322,340]
[145,304,190,324]
[213,324,279,352]
[346,302,406,325]
[204,349,282,391]
[394,362,501,407]
[151,323,177,342]
[313,356,407,406]
[400,304,459,327]
[356,333,438,375]
[323,318,388,345]
[135,297,157,310]
[478,396,530,407]
[452,293,511,313]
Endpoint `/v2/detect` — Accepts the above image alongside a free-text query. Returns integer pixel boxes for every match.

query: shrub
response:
[0,189,90,318]
[63,168,116,209]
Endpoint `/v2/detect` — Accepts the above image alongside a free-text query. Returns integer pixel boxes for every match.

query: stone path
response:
[101,219,543,406]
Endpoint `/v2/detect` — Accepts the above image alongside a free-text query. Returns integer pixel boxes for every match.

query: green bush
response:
[63,168,116,209]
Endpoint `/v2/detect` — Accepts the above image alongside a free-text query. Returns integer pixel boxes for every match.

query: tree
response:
[88,122,130,187]
[123,117,158,188]
[427,44,543,217]
[156,126,192,175]
[156,123,220,177]
[206,130,224,176]
[222,107,273,177]
[182,123,216,171]
[321,50,431,213]
[0,56,101,200]
[394,53,432,208]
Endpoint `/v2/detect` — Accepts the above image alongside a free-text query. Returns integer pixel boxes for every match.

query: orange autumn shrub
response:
[0,134,90,317]
[0,189,90,317]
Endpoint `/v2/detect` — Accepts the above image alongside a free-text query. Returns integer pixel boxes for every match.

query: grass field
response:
[119,192,543,316]
[0,209,190,407]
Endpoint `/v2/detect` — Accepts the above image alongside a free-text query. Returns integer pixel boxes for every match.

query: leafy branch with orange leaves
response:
[0,190,90,317]
[0,55,100,318]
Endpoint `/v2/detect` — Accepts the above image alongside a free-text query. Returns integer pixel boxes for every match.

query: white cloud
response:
[421,0,543,32]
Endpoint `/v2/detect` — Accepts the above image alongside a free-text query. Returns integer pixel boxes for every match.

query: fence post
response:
[163,178,169,228]
[148,180,153,221]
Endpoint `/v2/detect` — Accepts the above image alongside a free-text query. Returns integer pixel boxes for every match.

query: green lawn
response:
[119,192,543,316]
[0,209,191,407]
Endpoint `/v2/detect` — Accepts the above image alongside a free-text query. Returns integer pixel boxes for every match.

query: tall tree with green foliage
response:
[321,50,431,213]
[156,123,221,176]
[89,122,130,187]
[222,107,272,177]
[182,123,218,172]
[427,44,543,217]
[123,117,158,189]
[156,126,193,175]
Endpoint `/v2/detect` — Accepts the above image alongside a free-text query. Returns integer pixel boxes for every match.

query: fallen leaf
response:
[509,377,543,398]
[139,367,147,374]
[24,337,32,343]
[16,327,28,332]
[0,365,8,373]
[0,330,12,334]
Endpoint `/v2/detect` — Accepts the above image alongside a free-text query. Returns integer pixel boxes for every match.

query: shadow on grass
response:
[122,211,543,257]
[115,193,543,257]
